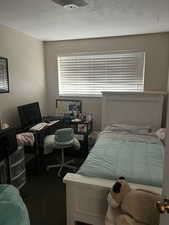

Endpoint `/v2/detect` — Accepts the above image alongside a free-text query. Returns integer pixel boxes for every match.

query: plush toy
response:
[105,177,160,225]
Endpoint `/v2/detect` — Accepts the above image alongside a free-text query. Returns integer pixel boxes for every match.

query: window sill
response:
[59,94,102,98]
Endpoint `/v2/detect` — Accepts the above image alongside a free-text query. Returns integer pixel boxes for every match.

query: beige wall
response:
[0,25,47,127]
[44,33,169,130]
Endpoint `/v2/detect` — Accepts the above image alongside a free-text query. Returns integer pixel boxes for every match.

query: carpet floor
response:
[22,171,66,225]
[21,154,85,225]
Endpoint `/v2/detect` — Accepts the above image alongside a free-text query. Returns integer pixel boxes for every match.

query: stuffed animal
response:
[105,177,160,225]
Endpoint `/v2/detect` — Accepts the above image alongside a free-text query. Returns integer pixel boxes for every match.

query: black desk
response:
[32,120,64,155]
[20,120,64,174]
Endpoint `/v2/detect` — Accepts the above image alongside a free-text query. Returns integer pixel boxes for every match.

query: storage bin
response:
[10,159,25,179]
[9,146,24,165]
[11,171,26,189]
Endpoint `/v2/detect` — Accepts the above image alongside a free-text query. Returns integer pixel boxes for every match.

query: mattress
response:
[78,127,164,187]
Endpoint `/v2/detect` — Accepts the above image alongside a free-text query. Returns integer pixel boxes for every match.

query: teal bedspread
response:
[78,129,164,187]
[0,185,30,225]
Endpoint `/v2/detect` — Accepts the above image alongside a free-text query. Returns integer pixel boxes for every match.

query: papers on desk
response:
[47,120,60,126]
[29,120,60,131]
[71,119,81,122]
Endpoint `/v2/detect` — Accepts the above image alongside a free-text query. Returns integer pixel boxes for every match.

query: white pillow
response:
[156,128,166,140]
[111,123,150,135]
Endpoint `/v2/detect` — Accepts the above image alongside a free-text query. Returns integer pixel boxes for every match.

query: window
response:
[58,52,145,97]
[0,57,9,93]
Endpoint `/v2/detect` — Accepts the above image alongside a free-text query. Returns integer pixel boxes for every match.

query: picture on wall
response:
[0,57,9,93]
[56,99,81,116]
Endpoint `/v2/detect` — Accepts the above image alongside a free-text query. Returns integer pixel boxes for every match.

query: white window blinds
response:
[58,52,145,97]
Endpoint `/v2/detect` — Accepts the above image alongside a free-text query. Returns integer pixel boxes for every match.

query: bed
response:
[78,125,164,187]
[0,184,30,225]
[63,92,166,225]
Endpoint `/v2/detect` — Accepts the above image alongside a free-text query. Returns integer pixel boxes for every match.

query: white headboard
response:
[102,92,166,130]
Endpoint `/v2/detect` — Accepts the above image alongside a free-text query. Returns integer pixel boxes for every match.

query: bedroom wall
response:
[0,24,47,127]
[44,33,169,130]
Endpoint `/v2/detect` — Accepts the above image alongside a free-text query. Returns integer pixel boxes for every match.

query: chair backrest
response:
[55,128,74,144]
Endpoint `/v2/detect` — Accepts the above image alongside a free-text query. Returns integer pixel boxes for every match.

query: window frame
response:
[0,57,9,94]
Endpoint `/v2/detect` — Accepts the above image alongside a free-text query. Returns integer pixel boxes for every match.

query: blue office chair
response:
[44,128,80,177]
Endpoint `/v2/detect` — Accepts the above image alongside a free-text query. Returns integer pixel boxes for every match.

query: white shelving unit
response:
[0,146,26,189]
[9,146,26,189]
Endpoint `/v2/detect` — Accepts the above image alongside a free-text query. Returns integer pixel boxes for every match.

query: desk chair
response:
[44,128,80,177]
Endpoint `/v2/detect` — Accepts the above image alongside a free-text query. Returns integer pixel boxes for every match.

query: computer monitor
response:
[0,127,17,159]
[18,102,42,128]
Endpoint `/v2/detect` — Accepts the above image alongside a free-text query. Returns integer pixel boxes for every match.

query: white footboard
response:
[63,173,161,225]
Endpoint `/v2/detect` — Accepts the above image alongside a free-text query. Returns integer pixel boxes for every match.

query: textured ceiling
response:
[0,0,169,41]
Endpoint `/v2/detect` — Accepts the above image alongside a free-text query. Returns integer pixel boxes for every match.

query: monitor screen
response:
[18,102,42,128]
[0,127,17,159]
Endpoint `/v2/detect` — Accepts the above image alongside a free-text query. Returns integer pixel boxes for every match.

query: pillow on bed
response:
[111,123,151,134]
[155,128,166,140]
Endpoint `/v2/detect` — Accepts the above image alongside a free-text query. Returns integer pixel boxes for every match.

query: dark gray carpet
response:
[22,171,66,225]
[21,154,85,225]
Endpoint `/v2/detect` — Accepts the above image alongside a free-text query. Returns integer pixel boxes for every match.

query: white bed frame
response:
[63,92,165,225]
[101,91,165,130]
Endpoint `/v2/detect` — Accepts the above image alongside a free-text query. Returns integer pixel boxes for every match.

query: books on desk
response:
[29,120,60,131]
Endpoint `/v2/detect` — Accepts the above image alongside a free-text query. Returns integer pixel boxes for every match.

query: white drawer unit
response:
[9,146,26,189]
[11,171,26,190]
[10,159,25,179]
[9,146,25,164]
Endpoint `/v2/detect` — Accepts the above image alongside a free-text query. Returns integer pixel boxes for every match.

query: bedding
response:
[110,123,151,134]
[0,184,30,225]
[78,126,164,187]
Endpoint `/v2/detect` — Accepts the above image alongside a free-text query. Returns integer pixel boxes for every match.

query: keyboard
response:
[29,120,60,131]
[29,122,48,131]
[47,120,59,126]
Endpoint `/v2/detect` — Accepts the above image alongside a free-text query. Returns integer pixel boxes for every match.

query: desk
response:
[19,120,64,174]
[19,119,64,154]
[32,120,64,155]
